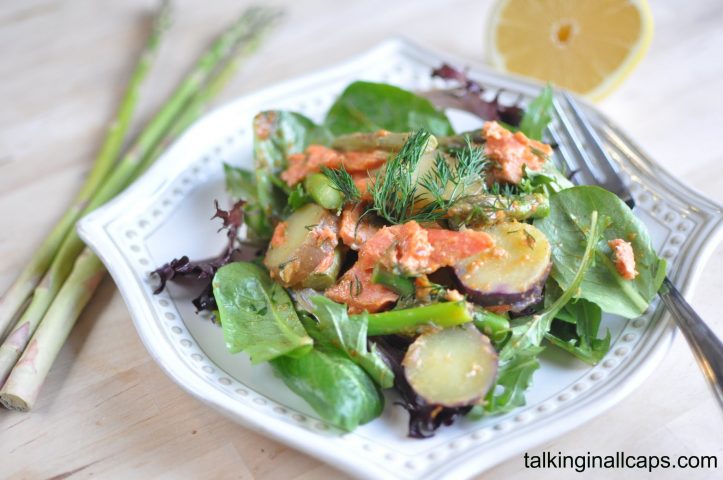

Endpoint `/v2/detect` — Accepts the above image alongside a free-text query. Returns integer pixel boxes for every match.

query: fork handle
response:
[659,277,723,409]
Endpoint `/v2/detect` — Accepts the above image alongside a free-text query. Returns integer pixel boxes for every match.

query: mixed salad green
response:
[154,66,665,437]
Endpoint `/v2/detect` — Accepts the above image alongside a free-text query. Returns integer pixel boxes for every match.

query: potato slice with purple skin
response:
[455,222,551,312]
[403,325,498,407]
[264,203,340,289]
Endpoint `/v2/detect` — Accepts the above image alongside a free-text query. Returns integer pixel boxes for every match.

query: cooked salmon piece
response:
[608,238,638,280]
[280,145,388,186]
[483,121,552,184]
[343,151,388,172]
[281,146,338,186]
[269,221,287,248]
[358,222,494,275]
[325,265,398,314]
[351,172,374,202]
[426,228,494,270]
[357,222,432,274]
[339,203,380,250]
[326,221,494,313]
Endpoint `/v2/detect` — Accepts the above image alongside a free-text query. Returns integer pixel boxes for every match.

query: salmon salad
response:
[153,67,666,437]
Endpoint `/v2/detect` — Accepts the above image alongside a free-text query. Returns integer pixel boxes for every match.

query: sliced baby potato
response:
[455,222,551,312]
[403,325,498,407]
[302,248,343,290]
[264,203,340,288]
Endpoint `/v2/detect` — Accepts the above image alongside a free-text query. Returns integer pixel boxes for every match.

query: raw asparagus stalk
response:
[0,2,171,342]
[362,301,472,336]
[139,7,281,174]
[446,193,549,227]
[0,251,104,411]
[0,10,280,408]
[0,7,280,387]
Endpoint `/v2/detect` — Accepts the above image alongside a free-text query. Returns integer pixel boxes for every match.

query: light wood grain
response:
[1,0,722,478]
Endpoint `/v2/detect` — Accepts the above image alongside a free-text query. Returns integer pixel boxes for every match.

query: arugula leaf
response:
[542,280,610,364]
[474,346,543,416]
[271,346,384,431]
[324,81,454,136]
[212,262,313,363]
[535,186,666,318]
[476,211,602,415]
[546,300,611,365]
[518,84,554,141]
[305,296,394,388]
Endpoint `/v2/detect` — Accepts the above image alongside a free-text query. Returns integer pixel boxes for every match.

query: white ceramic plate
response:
[77,39,723,480]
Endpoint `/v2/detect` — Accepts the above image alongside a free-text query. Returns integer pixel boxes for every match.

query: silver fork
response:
[552,91,723,409]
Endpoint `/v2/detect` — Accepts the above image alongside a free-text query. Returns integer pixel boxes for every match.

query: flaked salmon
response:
[483,121,552,184]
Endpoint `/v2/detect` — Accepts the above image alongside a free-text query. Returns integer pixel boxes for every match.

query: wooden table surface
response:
[2,0,722,478]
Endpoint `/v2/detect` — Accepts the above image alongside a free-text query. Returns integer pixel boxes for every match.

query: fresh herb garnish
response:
[367,129,433,224]
[368,130,486,224]
[321,165,361,204]
[419,138,489,212]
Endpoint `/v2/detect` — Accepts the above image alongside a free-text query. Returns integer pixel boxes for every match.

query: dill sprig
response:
[368,130,488,224]
[321,165,361,204]
[418,137,489,213]
[368,129,433,224]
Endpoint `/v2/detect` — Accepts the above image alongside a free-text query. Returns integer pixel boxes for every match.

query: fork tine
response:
[550,95,599,183]
[544,118,576,179]
[560,91,636,208]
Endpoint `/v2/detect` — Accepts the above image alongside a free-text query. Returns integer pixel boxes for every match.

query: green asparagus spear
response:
[0,251,105,411]
[331,131,438,152]
[304,173,344,210]
[437,130,486,149]
[0,7,281,389]
[446,193,550,227]
[471,307,510,345]
[0,2,171,342]
[370,266,415,298]
[362,301,472,336]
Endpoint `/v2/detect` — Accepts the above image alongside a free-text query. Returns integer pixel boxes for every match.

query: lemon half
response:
[487,0,653,100]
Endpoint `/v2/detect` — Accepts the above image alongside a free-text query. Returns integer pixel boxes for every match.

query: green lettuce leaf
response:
[271,346,384,431]
[212,262,313,363]
[535,186,666,318]
[324,81,454,136]
[306,296,394,388]
[518,84,554,141]
[543,281,611,364]
[251,111,332,237]
[223,163,257,202]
